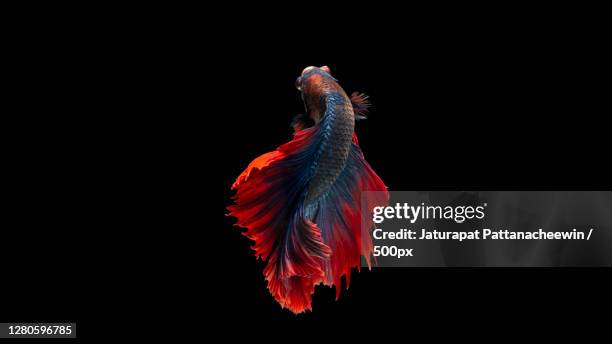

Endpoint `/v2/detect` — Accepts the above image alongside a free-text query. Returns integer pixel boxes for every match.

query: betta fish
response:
[228,66,388,313]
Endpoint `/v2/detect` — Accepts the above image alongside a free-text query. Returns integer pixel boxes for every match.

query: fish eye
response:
[295,77,302,91]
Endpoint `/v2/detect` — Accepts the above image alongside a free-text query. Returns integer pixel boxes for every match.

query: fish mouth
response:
[301,66,317,75]
[301,65,329,75]
[297,66,332,91]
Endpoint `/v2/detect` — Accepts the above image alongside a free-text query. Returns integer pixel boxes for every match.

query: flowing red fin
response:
[264,216,330,313]
[313,136,389,299]
[232,151,284,189]
[229,126,388,313]
[228,125,332,314]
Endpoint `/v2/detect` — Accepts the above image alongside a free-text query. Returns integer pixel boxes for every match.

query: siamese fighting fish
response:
[228,66,388,313]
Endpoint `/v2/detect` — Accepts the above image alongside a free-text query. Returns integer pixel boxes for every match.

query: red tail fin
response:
[228,129,388,313]
[312,137,388,297]
[228,126,332,313]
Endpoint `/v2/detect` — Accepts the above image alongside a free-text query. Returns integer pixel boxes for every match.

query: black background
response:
[2,9,610,340]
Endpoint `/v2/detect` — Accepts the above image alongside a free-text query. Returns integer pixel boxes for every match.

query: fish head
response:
[295,65,334,92]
